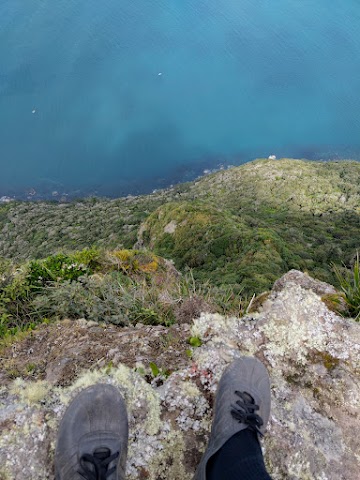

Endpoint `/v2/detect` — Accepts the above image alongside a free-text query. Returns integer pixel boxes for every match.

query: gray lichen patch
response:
[0,405,50,479]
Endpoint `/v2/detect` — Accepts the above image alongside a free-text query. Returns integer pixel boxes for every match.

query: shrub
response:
[69,247,102,269]
[31,275,130,326]
[0,267,32,329]
[26,248,101,291]
[30,267,177,328]
[0,248,181,335]
[333,252,360,320]
[0,257,12,279]
[130,305,161,325]
[106,250,159,275]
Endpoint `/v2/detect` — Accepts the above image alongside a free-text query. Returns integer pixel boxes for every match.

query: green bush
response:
[26,248,101,291]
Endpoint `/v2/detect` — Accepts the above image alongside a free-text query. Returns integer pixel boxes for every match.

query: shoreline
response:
[0,160,236,203]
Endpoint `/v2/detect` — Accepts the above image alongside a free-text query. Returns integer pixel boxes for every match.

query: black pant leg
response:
[206,429,272,480]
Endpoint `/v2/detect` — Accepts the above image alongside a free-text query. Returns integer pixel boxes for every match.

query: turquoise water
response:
[1,0,360,197]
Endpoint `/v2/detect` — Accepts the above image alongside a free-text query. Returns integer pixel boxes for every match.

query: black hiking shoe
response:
[193,357,271,480]
[55,384,128,480]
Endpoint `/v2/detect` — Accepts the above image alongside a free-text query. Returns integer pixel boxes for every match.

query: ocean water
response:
[1,0,360,198]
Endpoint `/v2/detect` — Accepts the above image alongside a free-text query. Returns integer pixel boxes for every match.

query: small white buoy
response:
[32,109,36,114]
[158,72,163,76]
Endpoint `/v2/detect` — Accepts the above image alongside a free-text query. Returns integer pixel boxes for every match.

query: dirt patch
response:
[0,319,191,387]
[175,296,215,324]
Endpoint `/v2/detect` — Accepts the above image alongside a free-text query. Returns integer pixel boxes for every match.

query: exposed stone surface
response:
[164,220,178,234]
[272,269,338,296]
[0,272,359,479]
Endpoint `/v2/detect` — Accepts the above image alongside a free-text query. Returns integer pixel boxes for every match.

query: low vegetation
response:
[333,252,360,320]
[0,248,252,339]
[1,159,360,338]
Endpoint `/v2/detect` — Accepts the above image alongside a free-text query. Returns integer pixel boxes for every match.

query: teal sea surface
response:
[1,0,360,197]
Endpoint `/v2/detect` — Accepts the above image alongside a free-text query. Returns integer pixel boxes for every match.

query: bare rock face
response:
[0,272,359,479]
[272,269,338,296]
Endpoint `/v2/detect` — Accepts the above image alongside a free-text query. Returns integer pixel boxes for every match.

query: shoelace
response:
[78,448,119,480]
[231,390,264,437]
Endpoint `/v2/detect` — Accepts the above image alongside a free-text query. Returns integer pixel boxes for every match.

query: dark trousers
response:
[206,430,272,480]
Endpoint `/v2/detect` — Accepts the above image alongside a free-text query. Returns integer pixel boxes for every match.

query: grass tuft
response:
[333,252,360,320]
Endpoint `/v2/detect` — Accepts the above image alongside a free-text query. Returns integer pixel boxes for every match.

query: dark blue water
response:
[1,0,360,198]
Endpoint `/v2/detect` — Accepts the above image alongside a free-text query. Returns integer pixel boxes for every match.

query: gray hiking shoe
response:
[55,384,128,480]
[194,357,271,480]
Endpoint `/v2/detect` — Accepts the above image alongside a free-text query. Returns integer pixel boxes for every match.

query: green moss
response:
[310,350,340,371]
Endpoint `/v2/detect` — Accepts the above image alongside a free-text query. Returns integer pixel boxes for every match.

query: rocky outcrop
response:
[272,269,338,296]
[0,271,359,479]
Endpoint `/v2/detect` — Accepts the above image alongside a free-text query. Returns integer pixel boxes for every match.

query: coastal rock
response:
[0,272,359,479]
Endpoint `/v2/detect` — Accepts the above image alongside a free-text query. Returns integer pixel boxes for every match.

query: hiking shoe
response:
[55,384,128,480]
[193,357,271,480]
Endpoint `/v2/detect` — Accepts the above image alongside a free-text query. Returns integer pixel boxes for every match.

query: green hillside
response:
[1,158,360,337]
[139,159,360,290]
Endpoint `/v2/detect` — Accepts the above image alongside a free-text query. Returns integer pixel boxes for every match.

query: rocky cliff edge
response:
[0,271,359,479]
